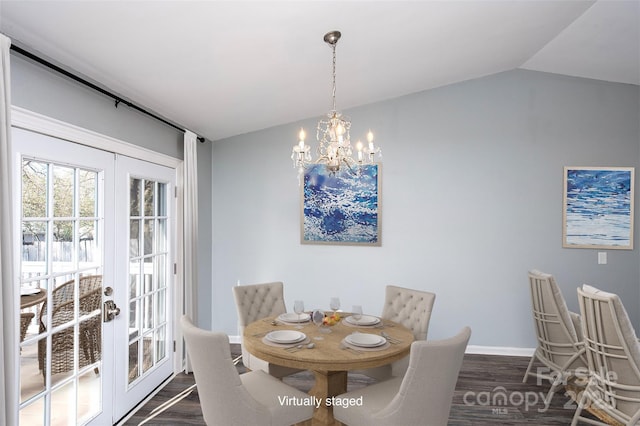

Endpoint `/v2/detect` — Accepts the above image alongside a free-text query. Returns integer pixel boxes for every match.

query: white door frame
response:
[11,106,186,421]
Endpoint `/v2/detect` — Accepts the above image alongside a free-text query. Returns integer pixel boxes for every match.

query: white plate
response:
[345,333,386,348]
[265,330,306,344]
[278,312,311,323]
[345,315,380,326]
[20,288,41,296]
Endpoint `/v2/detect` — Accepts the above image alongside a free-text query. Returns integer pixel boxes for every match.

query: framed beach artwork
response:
[301,164,381,246]
[563,166,635,249]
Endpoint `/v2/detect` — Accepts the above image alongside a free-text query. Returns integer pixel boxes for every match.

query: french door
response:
[14,126,176,425]
[112,155,175,420]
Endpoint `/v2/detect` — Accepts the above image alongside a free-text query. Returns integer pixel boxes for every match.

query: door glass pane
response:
[128,341,139,384]
[129,219,140,257]
[22,160,47,218]
[156,255,166,289]
[20,397,45,426]
[142,332,154,373]
[156,183,166,216]
[51,380,75,425]
[129,300,139,339]
[52,165,74,218]
[143,219,154,256]
[144,260,153,293]
[52,220,74,274]
[20,339,44,403]
[142,295,153,332]
[20,156,103,426]
[144,180,154,216]
[22,221,47,279]
[78,368,101,423]
[50,326,76,387]
[156,289,166,325]
[129,261,141,299]
[155,326,166,361]
[156,219,166,252]
[79,170,97,218]
[78,220,98,268]
[130,178,141,216]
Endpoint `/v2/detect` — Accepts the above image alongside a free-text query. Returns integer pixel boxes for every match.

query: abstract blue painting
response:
[563,167,634,249]
[302,164,380,245]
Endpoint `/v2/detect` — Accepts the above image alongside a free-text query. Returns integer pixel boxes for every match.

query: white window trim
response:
[11,106,182,169]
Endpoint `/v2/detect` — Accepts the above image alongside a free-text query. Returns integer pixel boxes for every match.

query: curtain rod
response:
[10,44,205,142]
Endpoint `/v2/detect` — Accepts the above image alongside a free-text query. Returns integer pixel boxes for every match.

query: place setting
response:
[340,331,390,352]
[261,329,311,351]
[341,305,382,328]
[275,311,311,326]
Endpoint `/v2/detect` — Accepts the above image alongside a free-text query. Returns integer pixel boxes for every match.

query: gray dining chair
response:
[357,285,436,380]
[232,281,301,378]
[334,326,471,426]
[523,270,587,404]
[181,316,313,426]
[571,285,640,425]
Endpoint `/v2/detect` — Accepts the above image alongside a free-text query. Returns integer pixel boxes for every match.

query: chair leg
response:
[570,378,610,426]
[570,382,588,426]
[522,350,538,383]
[543,373,563,406]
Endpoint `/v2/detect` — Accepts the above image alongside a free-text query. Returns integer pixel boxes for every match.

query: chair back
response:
[181,316,268,425]
[381,285,435,341]
[232,282,286,330]
[528,270,585,372]
[40,275,103,328]
[38,275,103,376]
[578,285,640,423]
[376,327,471,425]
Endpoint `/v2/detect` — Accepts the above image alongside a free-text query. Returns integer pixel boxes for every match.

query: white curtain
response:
[183,131,199,325]
[0,33,17,426]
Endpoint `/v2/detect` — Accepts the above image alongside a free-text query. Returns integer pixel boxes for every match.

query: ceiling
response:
[1,1,638,142]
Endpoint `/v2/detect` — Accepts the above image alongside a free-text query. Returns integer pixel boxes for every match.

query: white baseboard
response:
[229,335,534,357]
[465,345,535,357]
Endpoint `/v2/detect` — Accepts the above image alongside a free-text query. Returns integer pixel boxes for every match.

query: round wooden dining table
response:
[243,314,414,426]
[20,288,46,309]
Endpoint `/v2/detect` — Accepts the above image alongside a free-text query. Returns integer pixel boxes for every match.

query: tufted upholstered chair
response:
[523,270,587,405]
[571,285,640,426]
[334,327,471,426]
[232,282,301,378]
[357,285,436,381]
[181,316,313,426]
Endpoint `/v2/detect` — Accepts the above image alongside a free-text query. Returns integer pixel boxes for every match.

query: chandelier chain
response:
[331,42,337,112]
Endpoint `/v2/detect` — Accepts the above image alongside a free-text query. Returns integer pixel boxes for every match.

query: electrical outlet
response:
[598,252,607,265]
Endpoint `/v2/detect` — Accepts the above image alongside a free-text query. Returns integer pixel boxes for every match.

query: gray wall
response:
[212,69,640,348]
[11,53,214,329]
[11,51,639,347]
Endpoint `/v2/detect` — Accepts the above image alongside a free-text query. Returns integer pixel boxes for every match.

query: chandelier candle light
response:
[291,30,382,182]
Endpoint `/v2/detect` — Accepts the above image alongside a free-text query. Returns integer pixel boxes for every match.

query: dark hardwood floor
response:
[123,346,601,425]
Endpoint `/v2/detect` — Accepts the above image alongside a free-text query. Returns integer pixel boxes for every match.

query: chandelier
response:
[291,30,381,180]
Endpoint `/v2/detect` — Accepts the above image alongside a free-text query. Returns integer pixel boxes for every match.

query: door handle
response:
[103,300,121,322]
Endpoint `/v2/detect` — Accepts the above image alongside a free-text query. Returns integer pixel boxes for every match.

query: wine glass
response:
[293,300,305,329]
[312,309,325,340]
[352,305,363,323]
[330,297,340,316]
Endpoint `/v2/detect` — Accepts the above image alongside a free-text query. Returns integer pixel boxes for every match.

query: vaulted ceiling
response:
[1,1,638,141]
